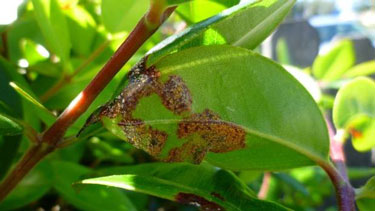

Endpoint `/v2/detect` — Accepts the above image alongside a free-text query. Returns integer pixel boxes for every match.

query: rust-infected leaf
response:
[80,58,245,164]
[175,192,225,211]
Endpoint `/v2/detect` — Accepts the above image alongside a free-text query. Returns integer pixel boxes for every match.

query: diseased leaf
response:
[80,162,288,210]
[147,0,296,65]
[333,77,375,151]
[82,45,329,170]
[356,176,375,211]
[312,40,355,81]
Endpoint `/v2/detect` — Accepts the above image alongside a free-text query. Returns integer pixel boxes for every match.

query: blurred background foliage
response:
[0,0,374,210]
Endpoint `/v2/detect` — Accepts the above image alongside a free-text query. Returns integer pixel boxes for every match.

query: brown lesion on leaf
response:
[81,57,245,163]
[175,192,225,211]
[166,109,246,164]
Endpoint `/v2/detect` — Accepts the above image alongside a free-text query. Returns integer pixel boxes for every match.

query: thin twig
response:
[258,172,271,199]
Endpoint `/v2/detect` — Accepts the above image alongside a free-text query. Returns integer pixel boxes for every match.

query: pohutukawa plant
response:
[0,0,374,210]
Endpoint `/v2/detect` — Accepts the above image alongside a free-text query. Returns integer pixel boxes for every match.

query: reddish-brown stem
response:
[321,117,355,211]
[0,6,176,202]
[258,172,271,199]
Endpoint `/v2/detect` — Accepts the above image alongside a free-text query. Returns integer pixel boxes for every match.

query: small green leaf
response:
[80,163,288,210]
[312,40,355,81]
[333,77,375,151]
[31,0,71,66]
[84,45,329,170]
[356,176,375,211]
[9,82,56,125]
[147,0,296,65]
[343,61,375,78]
[101,0,149,33]
[0,135,22,180]
[0,114,23,136]
[51,161,136,211]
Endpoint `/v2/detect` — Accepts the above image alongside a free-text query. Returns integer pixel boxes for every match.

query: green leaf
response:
[80,163,288,210]
[0,114,22,136]
[51,161,136,211]
[31,0,71,66]
[312,40,355,81]
[0,161,53,210]
[101,0,149,33]
[64,4,97,56]
[176,0,233,23]
[84,45,329,170]
[343,61,375,78]
[333,77,375,151]
[356,176,375,211]
[9,82,56,125]
[147,0,296,65]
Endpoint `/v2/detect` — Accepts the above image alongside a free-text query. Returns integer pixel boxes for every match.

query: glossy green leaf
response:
[31,0,71,65]
[0,161,53,210]
[81,163,288,210]
[147,0,296,65]
[101,0,149,33]
[356,176,375,211]
[0,114,22,136]
[312,40,355,81]
[343,61,375,78]
[51,161,136,211]
[333,77,375,151]
[84,45,329,170]
[176,0,233,23]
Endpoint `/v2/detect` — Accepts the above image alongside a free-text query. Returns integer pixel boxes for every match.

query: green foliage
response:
[101,0,149,33]
[333,77,375,151]
[81,162,288,210]
[2,0,375,210]
[356,176,375,211]
[312,40,355,81]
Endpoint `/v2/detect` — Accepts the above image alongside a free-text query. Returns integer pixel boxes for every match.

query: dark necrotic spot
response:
[178,109,246,153]
[166,109,246,164]
[175,193,225,211]
[158,75,192,115]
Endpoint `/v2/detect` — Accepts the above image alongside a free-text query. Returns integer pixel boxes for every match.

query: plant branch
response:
[258,172,271,199]
[320,116,355,211]
[0,6,176,202]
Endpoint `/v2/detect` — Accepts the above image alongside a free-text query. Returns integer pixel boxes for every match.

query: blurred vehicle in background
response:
[309,14,375,54]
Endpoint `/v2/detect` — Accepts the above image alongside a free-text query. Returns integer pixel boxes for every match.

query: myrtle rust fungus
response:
[211,192,225,201]
[178,109,246,153]
[79,56,194,158]
[166,109,245,164]
[175,193,224,211]
[349,128,363,139]
[159,75,192,115]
